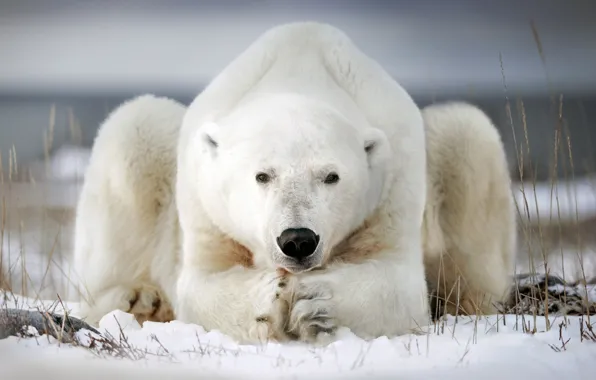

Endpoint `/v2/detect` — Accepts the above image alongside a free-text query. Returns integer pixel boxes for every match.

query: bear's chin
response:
[273,258,325,274]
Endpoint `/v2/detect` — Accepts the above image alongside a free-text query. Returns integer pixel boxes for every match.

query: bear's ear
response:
[363,128,390,169]
[198,121,220,154]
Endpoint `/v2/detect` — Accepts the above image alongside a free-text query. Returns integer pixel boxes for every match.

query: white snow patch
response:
[26,144,91,182]
[514,177,596,223]
[1,294,596,379]
[515,244,596,284]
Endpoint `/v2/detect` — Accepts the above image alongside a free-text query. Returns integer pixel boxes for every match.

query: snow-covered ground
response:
[2,294,596,379]
[2,145,596,378]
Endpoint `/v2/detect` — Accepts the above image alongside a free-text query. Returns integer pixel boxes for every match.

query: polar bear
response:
[73,22,515,343]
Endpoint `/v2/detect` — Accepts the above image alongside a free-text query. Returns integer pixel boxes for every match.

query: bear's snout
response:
[276,228,320,260]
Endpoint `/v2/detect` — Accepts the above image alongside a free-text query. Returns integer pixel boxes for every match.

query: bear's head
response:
[192,93,392,273]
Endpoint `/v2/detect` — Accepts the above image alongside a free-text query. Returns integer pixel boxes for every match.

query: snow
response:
[1,294,596,379]
[26,144,91,183]
[516,244,596,284]
[514,177,596,223]
[2,144,596,378]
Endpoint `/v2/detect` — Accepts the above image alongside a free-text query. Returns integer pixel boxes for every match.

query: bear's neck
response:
[329,208,391,264]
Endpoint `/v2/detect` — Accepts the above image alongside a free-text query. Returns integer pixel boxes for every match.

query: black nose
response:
[276,228,320,260]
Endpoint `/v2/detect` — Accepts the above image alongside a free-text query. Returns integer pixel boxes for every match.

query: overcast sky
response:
[1,0,595,96]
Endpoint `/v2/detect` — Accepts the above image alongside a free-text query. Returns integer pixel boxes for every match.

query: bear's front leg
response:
[175,266,294,344]
[280,254,431,343]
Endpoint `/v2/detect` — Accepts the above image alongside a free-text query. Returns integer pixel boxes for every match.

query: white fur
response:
[422,102,516,315]
[175,22,428,343]
[73,95,184,324]
[73,22,515,344]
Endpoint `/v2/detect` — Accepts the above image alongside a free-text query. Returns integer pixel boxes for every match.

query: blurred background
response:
[1,0,595,300]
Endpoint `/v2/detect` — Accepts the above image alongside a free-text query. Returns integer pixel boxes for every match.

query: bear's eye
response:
[255,172,271,184]
[323,172,340,185]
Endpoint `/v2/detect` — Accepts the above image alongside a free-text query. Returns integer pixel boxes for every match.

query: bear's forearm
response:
[175,266,284,343]
[322,257,430,338]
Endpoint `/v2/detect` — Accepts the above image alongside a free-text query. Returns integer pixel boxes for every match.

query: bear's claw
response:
[276,275,337,343]
[126,285,174,324]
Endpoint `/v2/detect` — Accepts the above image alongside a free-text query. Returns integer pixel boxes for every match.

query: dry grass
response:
[0,104,83,303]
